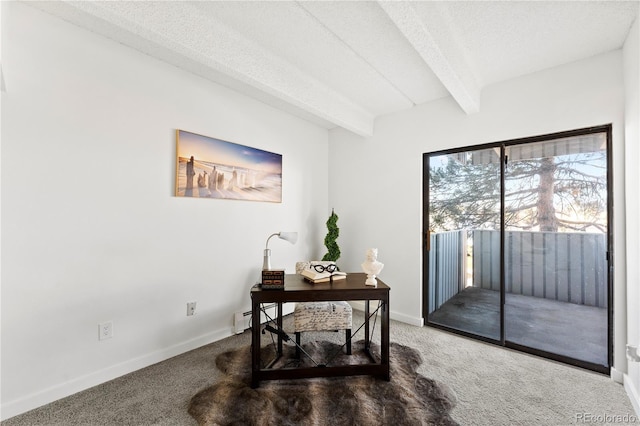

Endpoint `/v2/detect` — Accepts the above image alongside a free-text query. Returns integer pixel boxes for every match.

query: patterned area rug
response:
[188,340,458,425]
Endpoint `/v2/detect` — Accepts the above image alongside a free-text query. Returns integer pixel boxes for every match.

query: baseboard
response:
[2,304,423,420]
[611,366,625,384]
[1,327,231,421]
[624,374,640,417]
[349,301,423,327]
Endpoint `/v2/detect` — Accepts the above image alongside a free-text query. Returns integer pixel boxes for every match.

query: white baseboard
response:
[2,303,422,421]
[624,374,640,417]
[1,327,231,421]
[349,301,423,327]
[611,366,625,384]
[391,310,424,327]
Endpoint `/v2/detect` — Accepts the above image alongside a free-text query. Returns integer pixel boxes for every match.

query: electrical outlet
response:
[187,302,196,316]
[627,344,640,362]
[98,321,113,341]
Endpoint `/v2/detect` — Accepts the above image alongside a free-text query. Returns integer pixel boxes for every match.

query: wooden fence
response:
[428,230,607,313]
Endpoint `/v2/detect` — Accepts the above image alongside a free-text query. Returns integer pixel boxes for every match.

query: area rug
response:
[188,340,458,425]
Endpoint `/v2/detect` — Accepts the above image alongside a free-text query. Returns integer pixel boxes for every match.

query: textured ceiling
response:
[29,1,639,136]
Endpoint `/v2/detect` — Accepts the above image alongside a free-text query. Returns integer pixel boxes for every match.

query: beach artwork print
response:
[175,130,282,203]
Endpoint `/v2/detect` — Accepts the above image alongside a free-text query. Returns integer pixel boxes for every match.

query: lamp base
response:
[263,249,271,271]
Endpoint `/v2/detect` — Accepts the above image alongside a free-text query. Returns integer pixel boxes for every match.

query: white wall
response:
[624,17,640,415]
[2,1,636,420]
[0,3,329,419]
[329,50,628,365]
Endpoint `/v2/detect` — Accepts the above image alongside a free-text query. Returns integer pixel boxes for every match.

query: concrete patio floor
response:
[428,287,608,367]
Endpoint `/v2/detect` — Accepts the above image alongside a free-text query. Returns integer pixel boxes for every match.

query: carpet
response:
[188,340,458,425]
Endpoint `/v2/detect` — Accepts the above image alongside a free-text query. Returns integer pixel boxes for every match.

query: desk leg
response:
[364,300,370,351]
[277,302,283,355]
[381,299,390,381]
[251,299,260,388]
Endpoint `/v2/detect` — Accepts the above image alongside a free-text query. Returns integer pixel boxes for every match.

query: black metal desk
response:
[250,272,390,388]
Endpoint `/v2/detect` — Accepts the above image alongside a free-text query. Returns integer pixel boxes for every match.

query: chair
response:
[294,262,352,358]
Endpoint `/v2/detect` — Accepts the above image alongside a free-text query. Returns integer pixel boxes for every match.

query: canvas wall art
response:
[175,130,282,203]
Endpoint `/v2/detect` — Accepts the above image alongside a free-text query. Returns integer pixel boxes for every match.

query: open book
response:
[301,263,347,283]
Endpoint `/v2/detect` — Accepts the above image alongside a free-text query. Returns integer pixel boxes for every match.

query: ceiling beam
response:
[378,1,481,114]
[31,1,375,136]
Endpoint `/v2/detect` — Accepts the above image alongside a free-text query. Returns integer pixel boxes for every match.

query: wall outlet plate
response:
[98,321,113,340]
[626,344,640,362]
[187,302,196,316]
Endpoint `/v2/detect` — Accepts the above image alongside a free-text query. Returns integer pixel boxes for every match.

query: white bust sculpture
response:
[361,248,384,286]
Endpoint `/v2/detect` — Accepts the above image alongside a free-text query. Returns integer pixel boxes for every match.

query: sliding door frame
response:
[422,124,613,374]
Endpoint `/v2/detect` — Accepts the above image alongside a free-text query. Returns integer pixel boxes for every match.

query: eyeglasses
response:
[310,263,337,273]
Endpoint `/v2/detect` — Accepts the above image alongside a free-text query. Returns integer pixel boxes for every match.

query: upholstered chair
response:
[294,262,352,358]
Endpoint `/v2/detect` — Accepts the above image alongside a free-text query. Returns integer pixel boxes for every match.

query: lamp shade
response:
[278,232,298,245]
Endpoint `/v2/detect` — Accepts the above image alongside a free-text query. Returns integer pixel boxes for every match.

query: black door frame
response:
[422,124,613,374]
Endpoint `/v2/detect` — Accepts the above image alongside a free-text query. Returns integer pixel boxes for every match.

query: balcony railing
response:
[428,230,607,314]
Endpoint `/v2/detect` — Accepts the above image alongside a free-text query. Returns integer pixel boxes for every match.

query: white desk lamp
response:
[263,231,298,270]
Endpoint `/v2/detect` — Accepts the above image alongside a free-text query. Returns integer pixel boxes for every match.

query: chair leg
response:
[295,332,301,359]
[345,329,352,355]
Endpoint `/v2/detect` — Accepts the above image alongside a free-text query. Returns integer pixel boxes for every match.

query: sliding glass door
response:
[503,133,609,366]
[426,147,502,341]
[424,126,611,372]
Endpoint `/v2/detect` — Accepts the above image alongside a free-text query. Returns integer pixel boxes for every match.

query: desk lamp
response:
[263,231,298,270]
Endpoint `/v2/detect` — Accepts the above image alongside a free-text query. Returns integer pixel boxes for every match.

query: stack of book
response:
[261,270,285,289]
[301,269,347,284]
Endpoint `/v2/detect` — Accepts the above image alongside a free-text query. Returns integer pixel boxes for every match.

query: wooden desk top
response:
[251,272,389,303]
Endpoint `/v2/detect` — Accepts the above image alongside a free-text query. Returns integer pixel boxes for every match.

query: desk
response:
[250,272,390,388]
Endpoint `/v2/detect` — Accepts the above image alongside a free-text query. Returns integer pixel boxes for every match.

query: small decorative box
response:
[261,269,285,289]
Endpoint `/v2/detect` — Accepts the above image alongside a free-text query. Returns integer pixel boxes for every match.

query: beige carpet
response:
[2,312,636,425]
